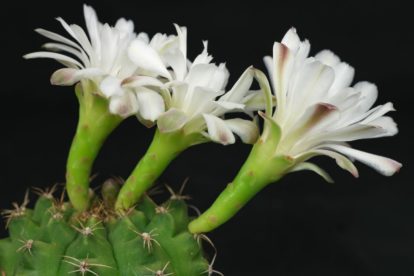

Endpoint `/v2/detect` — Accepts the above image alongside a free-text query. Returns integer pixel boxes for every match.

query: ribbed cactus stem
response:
[66,81,122,211]
[115,129,199,211]
[189,135,294,234]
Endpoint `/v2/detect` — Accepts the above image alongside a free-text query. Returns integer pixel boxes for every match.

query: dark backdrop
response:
[1,0,413,275]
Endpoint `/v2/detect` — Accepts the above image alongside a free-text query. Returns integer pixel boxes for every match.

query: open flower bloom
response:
[188,28,402,234]
[24,5,176,118]
[257,28,402,179]
[128,24,265,145]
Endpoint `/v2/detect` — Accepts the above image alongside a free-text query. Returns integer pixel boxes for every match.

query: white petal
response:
[192,41,213,65]
[69,24,93,59]
[115,18,134,34]
[219,67,254,103]
[55,17,80,43]
[290,162,334,183]
[135,88,165,122]
[42,42,87,65]
[225,118,259,144]
[281,27,300,52]
[286,102,338,139]
[35,28,81,50]
[243,90,272,111]
[157,108,189,133]
[366,116,398,136]
[263,55,273,82]
[203,114,235,145]
[24,51,83,68]
[296,148,359,177]
[109,92,139,118]
[315,50,340,67]
[213,101,245,110]
[353,81,378,112]
[360,102,395,124]
[50,68,78,86]
[173,24,187,60]
[121,75,165,88]
[271,41,297,120]
[100,76,123,98]
[253,68,274,116]
[128,39,171,79]
[323,144,402,176]
[83,5,101,57]
[137,32,150,43]
[283,61,335,127]
[186,63,229,91]
[164,48,187,81]
[328,62,355,95]
[185,86,221,116]
[50,68,102,86]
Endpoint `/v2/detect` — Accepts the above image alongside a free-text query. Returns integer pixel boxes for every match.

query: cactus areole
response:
[1,4,402,275]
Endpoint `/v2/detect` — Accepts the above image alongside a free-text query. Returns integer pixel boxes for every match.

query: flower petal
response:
[173,24,187,60]
[50,68,102,86]
[164,48,187,81]
[322,144,402,176]
[296,148,359,177]
[135,88,165,122]
[157,108,189,133]
[83,5,101,56]
[281,27,301,52]
[24,51,83,68]
[243,90,273,111]
[290,162,334,183]
[225,118,259,144]
[35,28,82,50]
[360,102,395,124]
[42,42,85,63]
[203,114,235,145]
[100,76,123,98]
[213,101,245,110]
[109,92,139,118]
[192,41,213,66]
[328,62,355,96]
[253,68,274,116]
[353,81,378,112]
[186,63,229,92]
[121,75,165,88]
[115,18,134,34]
[219,66,254,103]
[285,61,335,126]
[128,39,171,79]
[315,50,340,67]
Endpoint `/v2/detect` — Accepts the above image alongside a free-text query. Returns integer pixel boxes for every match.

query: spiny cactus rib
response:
[0,184,210,276]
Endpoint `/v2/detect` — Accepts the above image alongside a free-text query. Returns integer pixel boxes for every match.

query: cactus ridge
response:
[0,183,210,276]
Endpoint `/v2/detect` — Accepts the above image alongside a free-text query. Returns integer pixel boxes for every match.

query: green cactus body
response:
[0,189,209,275]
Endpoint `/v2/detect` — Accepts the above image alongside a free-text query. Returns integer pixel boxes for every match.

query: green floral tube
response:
[66,82,122,211]
[115,129,200,210]
[188,135,294,234]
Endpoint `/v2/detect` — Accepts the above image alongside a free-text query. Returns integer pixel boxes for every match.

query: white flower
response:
[128,24,266,145]
[24,5,172,119]
[256,28,401,179]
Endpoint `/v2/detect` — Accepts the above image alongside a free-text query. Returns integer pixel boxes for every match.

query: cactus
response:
[1,4,402,275]
[0,182,210,275]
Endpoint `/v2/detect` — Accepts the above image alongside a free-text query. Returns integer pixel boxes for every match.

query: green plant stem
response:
[66,82,122,211]
[115,129,198,210]
[188,139,293,234]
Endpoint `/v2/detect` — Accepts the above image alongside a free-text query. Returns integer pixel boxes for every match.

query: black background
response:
[1,0,413,275]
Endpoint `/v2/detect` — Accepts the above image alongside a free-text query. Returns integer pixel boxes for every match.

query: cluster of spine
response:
[0,183,212,276]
